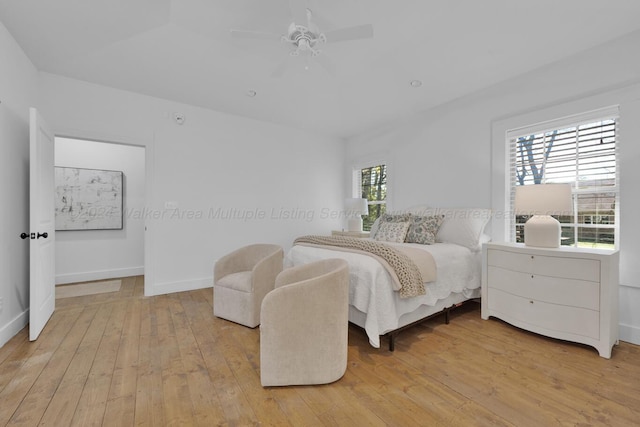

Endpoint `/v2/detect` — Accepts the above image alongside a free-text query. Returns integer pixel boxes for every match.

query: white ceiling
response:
[2,0,640,139]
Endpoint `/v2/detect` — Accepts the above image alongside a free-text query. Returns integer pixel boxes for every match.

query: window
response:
[354,164,387,231]
[509,107,619,249]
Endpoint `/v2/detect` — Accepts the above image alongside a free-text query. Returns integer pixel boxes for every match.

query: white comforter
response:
[285,241,481,347]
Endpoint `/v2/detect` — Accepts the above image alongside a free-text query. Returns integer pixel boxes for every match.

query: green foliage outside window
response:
[360,164,386,231]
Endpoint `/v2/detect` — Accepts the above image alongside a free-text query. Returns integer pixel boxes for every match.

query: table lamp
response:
[345,198,369,232]
[515,183,573,248]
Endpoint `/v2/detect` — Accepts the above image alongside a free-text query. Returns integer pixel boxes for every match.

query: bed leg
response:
[388,334,395,351]
[445,307,450,324]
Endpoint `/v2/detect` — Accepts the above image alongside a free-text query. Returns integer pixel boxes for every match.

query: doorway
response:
[54,137,146,285]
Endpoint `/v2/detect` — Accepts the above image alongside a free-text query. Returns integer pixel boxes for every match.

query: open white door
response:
[29,108,55,341]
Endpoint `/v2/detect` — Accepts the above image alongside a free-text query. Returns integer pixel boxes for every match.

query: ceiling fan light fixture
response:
[286,21,323,55]
[297,38,310,50]
[231,4,373,76]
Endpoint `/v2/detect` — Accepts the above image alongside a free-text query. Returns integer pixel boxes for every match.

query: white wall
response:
[54,138,146,284]
[38,73,345,296]
[346,30,640,345]
[0,21,38,346]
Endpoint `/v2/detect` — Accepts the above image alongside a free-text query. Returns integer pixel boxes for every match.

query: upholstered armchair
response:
[260,258,350,387]
[213,244,284,328]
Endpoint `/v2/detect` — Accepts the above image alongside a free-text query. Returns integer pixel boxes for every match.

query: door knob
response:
[20,232,49,239]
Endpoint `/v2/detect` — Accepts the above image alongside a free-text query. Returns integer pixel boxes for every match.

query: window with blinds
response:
[508,107,619,248]
[355,164,387,231]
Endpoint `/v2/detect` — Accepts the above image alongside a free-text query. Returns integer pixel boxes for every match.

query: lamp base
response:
[524,215,561,248]
[347,217,363,232]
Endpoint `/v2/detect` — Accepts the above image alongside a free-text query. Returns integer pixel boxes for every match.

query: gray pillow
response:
[371,213,412,238]
[405,215,444,244]
[374,221,410,243]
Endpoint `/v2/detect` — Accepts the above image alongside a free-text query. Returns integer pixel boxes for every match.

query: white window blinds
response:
[507,106,619,248]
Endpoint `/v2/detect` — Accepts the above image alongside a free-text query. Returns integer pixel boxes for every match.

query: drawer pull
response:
[529,300,534,304]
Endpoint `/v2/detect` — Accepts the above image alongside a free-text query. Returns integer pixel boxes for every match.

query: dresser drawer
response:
[488,288,599,339]
[487,249,600,282]
[487,265,599,310]
[482,243,619,358]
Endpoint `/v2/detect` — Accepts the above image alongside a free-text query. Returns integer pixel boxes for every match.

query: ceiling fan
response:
[230,0,373,76]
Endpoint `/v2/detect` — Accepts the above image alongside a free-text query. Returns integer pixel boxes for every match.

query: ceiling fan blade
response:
[230,29,281,41]
[306,9,335,31]
[288,0,308,26]
[323,24,373,43]
[271,55,294,78]
[314,54,336,77]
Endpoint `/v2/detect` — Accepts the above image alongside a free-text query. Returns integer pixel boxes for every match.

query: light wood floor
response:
[1,276,639,426]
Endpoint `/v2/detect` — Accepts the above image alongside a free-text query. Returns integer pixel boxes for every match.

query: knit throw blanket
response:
[293,235,436,298]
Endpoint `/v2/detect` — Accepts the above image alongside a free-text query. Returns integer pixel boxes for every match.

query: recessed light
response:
[246,89,257,97]
[410,80,422,88]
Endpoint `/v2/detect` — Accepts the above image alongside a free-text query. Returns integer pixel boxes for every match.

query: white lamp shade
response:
[344,198,369,216]
[515,183,573,248]
[515,183,573,215]
[345,198,369,232]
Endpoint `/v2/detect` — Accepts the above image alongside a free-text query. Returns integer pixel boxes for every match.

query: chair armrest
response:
[275,259,339,288]
[214,246,249,281]
[214,244,283,283]
[252,247,284,293]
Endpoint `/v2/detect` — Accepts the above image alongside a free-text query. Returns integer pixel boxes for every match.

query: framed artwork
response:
[55,167,124,230]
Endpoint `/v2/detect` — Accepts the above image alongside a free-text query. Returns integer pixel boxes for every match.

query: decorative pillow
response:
[405,215,444,244]
[370,213,412,238]
[374,221,410,243]
[420,208,492,250]
[380,213,412,223]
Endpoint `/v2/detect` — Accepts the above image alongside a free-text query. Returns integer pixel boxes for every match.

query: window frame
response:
[352,161,387,231]
[507,106,620,249]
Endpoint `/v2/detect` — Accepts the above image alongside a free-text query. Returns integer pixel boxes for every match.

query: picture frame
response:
[54,166,124,231]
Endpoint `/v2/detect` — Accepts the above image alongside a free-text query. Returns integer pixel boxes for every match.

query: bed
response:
[284,206,491,350]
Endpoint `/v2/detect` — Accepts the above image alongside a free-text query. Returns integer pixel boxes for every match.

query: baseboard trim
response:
[619,323,640,346]
[618,284,640,346]
[55,266,144,285]
[0,309,28,348]
[145,277,212,297]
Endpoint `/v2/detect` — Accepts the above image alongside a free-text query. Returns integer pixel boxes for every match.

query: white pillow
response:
[479,233,492,246]
[421,208,492,250]
[370,217,381,237]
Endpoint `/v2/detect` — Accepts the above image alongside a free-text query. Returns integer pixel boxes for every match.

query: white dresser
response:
[481,242,619,358]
